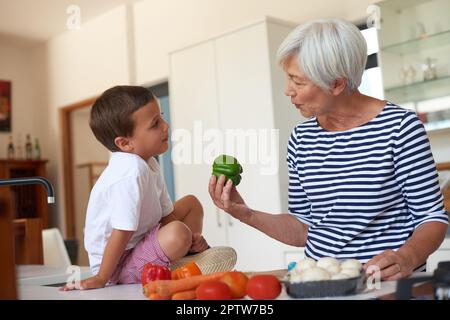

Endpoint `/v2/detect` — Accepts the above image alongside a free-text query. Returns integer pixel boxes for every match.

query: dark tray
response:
[284,274,366,298]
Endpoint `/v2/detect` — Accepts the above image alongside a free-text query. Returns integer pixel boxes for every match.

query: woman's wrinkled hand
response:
[208,175,250,221]
[363,248,415,281]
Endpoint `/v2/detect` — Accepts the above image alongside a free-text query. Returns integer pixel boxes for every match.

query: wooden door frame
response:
[60,96,98,238]
[0,198,16,299]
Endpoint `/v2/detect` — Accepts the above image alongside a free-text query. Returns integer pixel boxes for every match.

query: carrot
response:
[144,271,229,297]
[172,290,196,300]
[148,293,171,300]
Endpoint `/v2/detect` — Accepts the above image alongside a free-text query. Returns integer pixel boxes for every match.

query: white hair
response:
[277,19,367,92]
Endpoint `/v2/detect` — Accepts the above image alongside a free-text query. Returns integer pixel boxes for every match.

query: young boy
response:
[61,86,235,290]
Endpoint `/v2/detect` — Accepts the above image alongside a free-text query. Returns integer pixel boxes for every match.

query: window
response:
[357,24,384,100]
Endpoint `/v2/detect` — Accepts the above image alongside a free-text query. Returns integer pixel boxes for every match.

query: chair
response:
[42,228,71,268]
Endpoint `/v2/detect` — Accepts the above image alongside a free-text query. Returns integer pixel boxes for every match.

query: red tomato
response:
[196,280,231,300]
[246,275,281,300]
[220,271,249,299]
[141,263,171,286]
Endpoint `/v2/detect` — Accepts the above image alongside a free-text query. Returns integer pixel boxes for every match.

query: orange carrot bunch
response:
[143,271,229,300]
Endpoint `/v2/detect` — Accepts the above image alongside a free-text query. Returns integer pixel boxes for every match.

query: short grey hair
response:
[277,19,367,92]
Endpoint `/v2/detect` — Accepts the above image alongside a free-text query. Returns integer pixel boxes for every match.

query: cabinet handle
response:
[217,211,222,227]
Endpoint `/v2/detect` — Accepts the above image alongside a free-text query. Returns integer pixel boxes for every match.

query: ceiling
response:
[0,0,140,46]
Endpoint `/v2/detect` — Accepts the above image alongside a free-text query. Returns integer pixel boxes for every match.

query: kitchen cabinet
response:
[377,0,450,131]
[169,17,305,271]
[426,237,450,272]
[0,159,50,228]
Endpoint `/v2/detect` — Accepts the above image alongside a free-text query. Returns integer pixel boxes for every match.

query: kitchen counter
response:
[19,279,401,300]
[17,265,437,300]
[17,265,92,286]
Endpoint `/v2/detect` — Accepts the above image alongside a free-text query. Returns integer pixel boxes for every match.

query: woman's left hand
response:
[363,248,415,281]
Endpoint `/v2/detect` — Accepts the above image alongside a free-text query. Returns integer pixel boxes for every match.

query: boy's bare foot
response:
[189,232,209,253]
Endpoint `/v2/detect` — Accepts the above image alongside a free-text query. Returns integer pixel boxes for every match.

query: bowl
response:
[284,273,366,298]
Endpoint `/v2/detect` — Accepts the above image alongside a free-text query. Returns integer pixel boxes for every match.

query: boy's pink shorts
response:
[109,224,170,284]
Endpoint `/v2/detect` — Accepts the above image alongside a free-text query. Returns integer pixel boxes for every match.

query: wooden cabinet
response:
[0,159,50,228]
[169,17,306,271]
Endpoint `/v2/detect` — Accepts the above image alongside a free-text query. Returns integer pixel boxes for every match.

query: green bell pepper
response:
[212,154,243,186]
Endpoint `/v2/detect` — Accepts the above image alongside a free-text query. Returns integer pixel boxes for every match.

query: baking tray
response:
[284,273,366,298]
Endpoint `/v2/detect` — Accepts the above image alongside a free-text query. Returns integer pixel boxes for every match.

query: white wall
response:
[71,107,110,265]
[133,0,377,84]
[6,0,449,237]
[71,108,110,165]
[0,43,39,159]
[429,130,450,163]
[39,6,131,230]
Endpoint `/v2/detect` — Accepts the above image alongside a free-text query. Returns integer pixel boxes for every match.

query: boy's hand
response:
[189,232,209,253]
[59,274,107,291]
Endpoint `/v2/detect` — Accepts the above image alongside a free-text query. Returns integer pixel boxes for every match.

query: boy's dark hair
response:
[89,85,155,152]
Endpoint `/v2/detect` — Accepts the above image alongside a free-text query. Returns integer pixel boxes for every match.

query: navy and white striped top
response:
[287,102,448,266]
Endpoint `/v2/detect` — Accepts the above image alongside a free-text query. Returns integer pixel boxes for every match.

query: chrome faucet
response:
[0,177,55,203]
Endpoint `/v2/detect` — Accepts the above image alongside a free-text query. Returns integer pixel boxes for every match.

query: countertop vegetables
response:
[220,271,248,299]
[246,275,282,300]
[171,261,202,280]
[141,263,172,286]
[212,154,243,186]
[142,270,284,300]
[288,257,362,282]
[143,271,229,297]
[196,280,232,300]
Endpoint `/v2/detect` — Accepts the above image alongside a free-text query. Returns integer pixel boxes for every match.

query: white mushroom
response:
[317,257,339,270]
[289,272,303,283]
[339,267,361,278]
[298,267,331,282]
[325,264,341,275]
[294,257,317,273]
[340,259,362,271]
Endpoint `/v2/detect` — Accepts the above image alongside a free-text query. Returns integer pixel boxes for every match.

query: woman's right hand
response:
[208,175,251,221]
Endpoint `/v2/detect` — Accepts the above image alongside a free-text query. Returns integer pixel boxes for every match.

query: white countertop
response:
[17,265,92,286]
[18,278,399,300]
[19,283,148,300]
[17,265,434,300]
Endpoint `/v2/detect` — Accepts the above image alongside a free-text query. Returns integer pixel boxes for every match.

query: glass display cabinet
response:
[377,0,450,131]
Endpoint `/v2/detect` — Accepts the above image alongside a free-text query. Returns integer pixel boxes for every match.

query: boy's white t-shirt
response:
[84,152,173,275]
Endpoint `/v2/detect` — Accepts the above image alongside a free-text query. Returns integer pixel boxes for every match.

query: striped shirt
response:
[287,103,448,267]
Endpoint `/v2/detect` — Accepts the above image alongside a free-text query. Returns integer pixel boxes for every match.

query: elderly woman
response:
[209,19,448,280]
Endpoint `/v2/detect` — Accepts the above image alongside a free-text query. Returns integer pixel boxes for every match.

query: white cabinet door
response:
[170,20,303,271]
[170,42,228,246]
[215,23,287,271]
